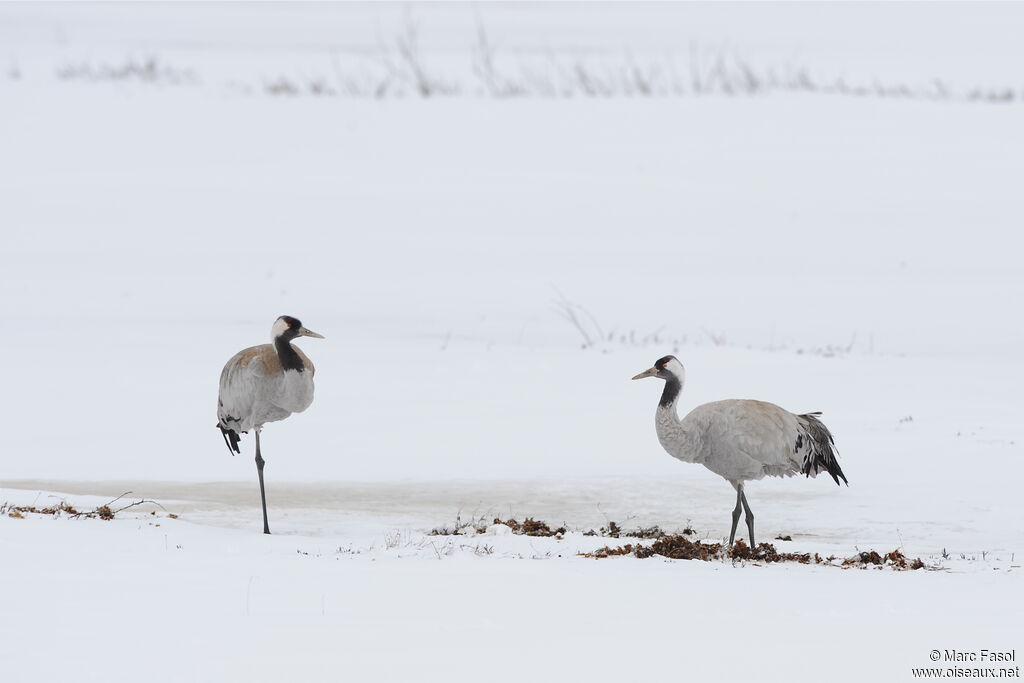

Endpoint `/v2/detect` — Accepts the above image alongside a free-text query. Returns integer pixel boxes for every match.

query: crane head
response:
[272,315,326,342]
[632,355,684,381]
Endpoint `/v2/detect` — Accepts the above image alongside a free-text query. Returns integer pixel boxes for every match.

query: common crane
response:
[217,315,324,534]
[632,355,847,546]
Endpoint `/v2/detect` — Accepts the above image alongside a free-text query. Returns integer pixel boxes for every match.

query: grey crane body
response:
[218,343,316,433]
[216,315,324,534]
[635,356,847,547]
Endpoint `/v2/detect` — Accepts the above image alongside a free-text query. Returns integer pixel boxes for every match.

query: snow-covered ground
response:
[1,4,1022,681]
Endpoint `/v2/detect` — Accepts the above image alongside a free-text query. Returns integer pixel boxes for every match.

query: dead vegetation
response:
[581,536,730,561]
[494,517,567,537]
[581,520,694,539]
[729,540,821,564]
[430,516,568,537]
[2,492,165,521]
[550,290,876,358]
[426,514,926,569]
[258,19,1024,105]
[431,513,695,540]
[843,549,925,570]
[37,16,1021,106]
[56,56,198,85]
[580,536,925,570]
[584,544,643,559]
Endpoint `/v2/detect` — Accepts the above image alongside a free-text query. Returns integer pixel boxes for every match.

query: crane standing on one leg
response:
[632,355,847,546]
[217,315,324,534]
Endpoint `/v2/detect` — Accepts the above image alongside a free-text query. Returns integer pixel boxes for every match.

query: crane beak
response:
[631,367,658,380]
[298,327,325,340]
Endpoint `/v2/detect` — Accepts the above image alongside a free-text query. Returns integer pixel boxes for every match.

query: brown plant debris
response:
[4,500,79,517]
[579,544,638,558]
[581,521,692,538]
[579,536,923,570]
[491,517,567,537]
[847,550,883,565]
[426,516,925,570]
[649,535,724,560]
[583,521,623,537]
[729,540,818,564]
[775,535,793,541]
[1,493,163,522]
[843,549,925,570]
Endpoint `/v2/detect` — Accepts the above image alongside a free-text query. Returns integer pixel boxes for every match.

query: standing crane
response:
[632,355,847,546]
[217,315,324,534]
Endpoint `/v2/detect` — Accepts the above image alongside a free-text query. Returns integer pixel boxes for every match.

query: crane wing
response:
[707,401,846,484]
[686,400,808,481]
[730,401,803,477]
[216,345,272,453]
[794,412,847,485]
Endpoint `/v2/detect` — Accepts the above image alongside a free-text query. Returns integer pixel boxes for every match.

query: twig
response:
[68,491,165,519]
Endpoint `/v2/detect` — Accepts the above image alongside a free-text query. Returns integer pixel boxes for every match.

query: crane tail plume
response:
[217,423,242,455]
[797,412,848,486]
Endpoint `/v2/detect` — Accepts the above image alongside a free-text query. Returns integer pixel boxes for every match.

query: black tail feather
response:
[798,412,848,486]
[217,423,242,455]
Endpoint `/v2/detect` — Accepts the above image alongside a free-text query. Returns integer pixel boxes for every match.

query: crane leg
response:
[729,485,743,545]
[255,428,271,535]
[740,488,755,547]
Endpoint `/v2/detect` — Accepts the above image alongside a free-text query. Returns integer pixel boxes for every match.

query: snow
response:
[1,487,1020,682]
[1,3,1022,681]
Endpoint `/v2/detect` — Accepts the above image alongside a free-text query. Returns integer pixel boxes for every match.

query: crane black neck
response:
[659,377,682,408]
[274,334,305,372]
